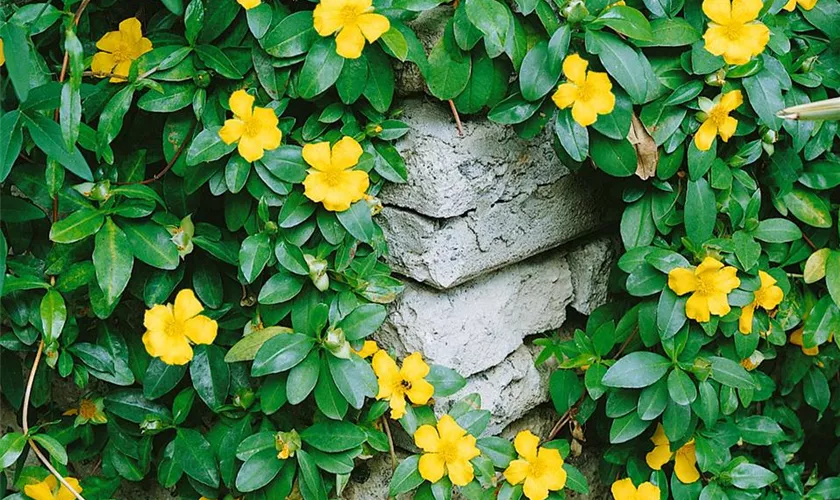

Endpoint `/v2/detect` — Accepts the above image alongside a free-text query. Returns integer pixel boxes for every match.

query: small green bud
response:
[705,69,726,87]
[193,70,211,88]
[561,0,589,23]
[233,388,256,409]
[275,430,301,459]
[304,254,330,292]
[365,123,384,137]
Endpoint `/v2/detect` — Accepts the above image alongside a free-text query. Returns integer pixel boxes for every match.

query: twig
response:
[447,99,464,137]
[547,393,586,441]
[23,342,87,500]
[614,327,638,359]
[56,0,92,90]
[117,123,196,185]
[381,417,397,471]
[802,232,817,251]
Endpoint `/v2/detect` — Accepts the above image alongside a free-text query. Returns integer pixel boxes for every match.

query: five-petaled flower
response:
[313,0,390,59]
[63,397,107,426]
[739,270,784,334]
[219,90,282,163]
[415,415,481,486]
[503,430,567,500]
[784,0,817,10]
[142,289,218,365]
[302,136,370,212]
[552,54,615,127]
[645,424,700,484]
[702,0,769,66]
[372,350,434,419]
[668,257,741,323]
[91,18,153,82]
[24,475,83,500]
[611,478,660,500]
[694,90,743,151]
[237,0,261,9]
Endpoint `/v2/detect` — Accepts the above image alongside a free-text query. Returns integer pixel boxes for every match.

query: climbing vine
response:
[0,0,839,499]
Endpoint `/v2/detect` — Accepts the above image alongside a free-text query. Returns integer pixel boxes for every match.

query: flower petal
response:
[446,459,475,487]
[119,17,144,43]
[674,443,700,483]
[715,266,741,293]
[96,31,123,52]
[357,13,390,43]
[159,335,194,365]
[456,434,481,461]
[646,444,672,470]
[237,0,262,9]
[504,459,530,486]
[706,291,731,317]
[718,116,738,142]
[142,328,168,358]
[389,392,407,419]
[373,350,400,397]
[696,257,724,275]
[731,0,763,23]
[229,90,254,120]
[313,0,344,35]
[702,0,731,24]
[331,136,364,171]
[514,430,540,461]
[537,449,566,490]
[91,52,117,76]
[335,25,366,59]
[24,480,55,500]
[57,478,83,500]
[238,135,265,162]
[739,303,755,334]
[303,141,333,170]
[354,340,379,358]
[437,414,466,442]
[174,289,203,322]
[720,90,743,112]
[144,304,174,332]
[400,352,430,381]
[184,315,218,345]
[759,285,784,310]
[571,100,598,127]
[303,171,331,204]
[552,83,578,110]
[637,482,661,500]
[406,378,434,405]
[418,453,446,483]
[523,475,550,500]
[783,0,796,9]
[414,424,440,453]
[694,119,719,152]
[686,292,712,322]
[610,478,638,500]
[562,54,588,85]
[219,119,245,145]
[132,37,154,59]
[668,267,699,296]
[111,60,132,82]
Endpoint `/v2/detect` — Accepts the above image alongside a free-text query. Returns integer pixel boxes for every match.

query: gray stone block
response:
[380,173,610,289]
[379,249,573,377]
[568,235,618,315]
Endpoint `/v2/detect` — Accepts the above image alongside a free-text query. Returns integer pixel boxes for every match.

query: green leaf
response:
[337,304,387,341]
[827,251,840,308]
[363,48,395,113]
[252,333,315,376]
[426,364,467,398]
[138,82,196,112]
[300,421,367,452]
[144,359,187,399]
[519,40,562,101]
[380,28,409,61]
[373,141,407,183]
[240,232,272,284]
[593,6,653,41]
[297,449,328,500]
[783,188,833,228]
[464,0,509,51]
[803,295,840,347]
[236,449,284,492]
[684,178,716,245]
[297,38,345,100]
[743,68,784,131]
[550,369,584,413]
[389,455,424,496]
[729,463,777,490]
[610,411,650,444]
[286,350,320,404]
[260,146,308,183]
[105,389,173,423]
[752,218,802,243]
[554,110,589,162]
[667,368,697,406]
[190,345,230,410]
[621,195,655,249]
[327,354,377,409]
[586,30,648,104]
[195,45,243,79]
[0,432,27,468]
[175,428,220,487]
[635,18,700,47]
[40,288,66,343]
[803,367,830,413]
[93,217,134,305]
[24,112,93,181]
[563,463,589,494]
[97,86,136,149]
[314,355,348,419]
[49,209,104,244]
[737,415,785,446]
[637,378,668,421]
[336,201,376,243]
[709,356,754,389]
[31,434,68,465]
[590,134,637,177]
[1,197,47,223]
[602,352,671,388]
[427,37,472,100]
[186,127,236,166]
[226,326,292,362]
[0,110,23,182]
[263,11,317,58]
[121,220,180,270]
[1,23,31,102]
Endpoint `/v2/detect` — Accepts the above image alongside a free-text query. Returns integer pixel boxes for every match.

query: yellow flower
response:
[142,289,218,365]
[24,475,83,500]
[702,0,769,66]
[372,351,434,419]
[694,90,742,151]
[503,430,567,500]
[784,0,817,10]
[646,424,700,484]
[739,271,784,334]
[63,398,107,426]
[302,137,370,212]
[740,350,764,371]
[91,18,153,82]
[668,257,741,323]
[0,38,5,67]
[611,478,660,500]
[415,415,481,486]
[237,0,261,9]
[353,340,380,358]
[552,54,615,127]
[313,0,390,59]
[790,327,823,356]
[219,90,282,163]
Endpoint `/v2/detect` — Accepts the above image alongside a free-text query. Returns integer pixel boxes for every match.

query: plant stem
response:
[381,417,397,471]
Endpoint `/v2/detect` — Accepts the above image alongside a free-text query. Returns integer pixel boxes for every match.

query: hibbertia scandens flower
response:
[142,289,218,365]
[24,476,83,500]
[668,257,741,323]
[503,430,567,500]
[646,424,700,484]
[414,415,481,486]
[313,0,390,59]
[611,478,660,500]
[372,350,434,419]
[91,18,153,82]
[302,136,370,212]
[739,270,783,334]
[702,0,769,65]
[219,90,282,163]
[694,90,743,151]
[551,54,615,127]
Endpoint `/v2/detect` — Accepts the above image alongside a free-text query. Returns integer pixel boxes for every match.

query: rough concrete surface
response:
[567,235,619,315]
[379,249,574,377]
[382,99,570,220]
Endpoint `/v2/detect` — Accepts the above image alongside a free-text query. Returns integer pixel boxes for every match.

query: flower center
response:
[320,171,344,187]
[339,5,362,26]
[244,118,262,137]
[723,23,744,41]
[111,41,134,62]
[527,458,546,479]
[576,80,596,103]
[708,106,729,126]
[437,441,458,464]
[79,399,97,419]
[164,317,185,338]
